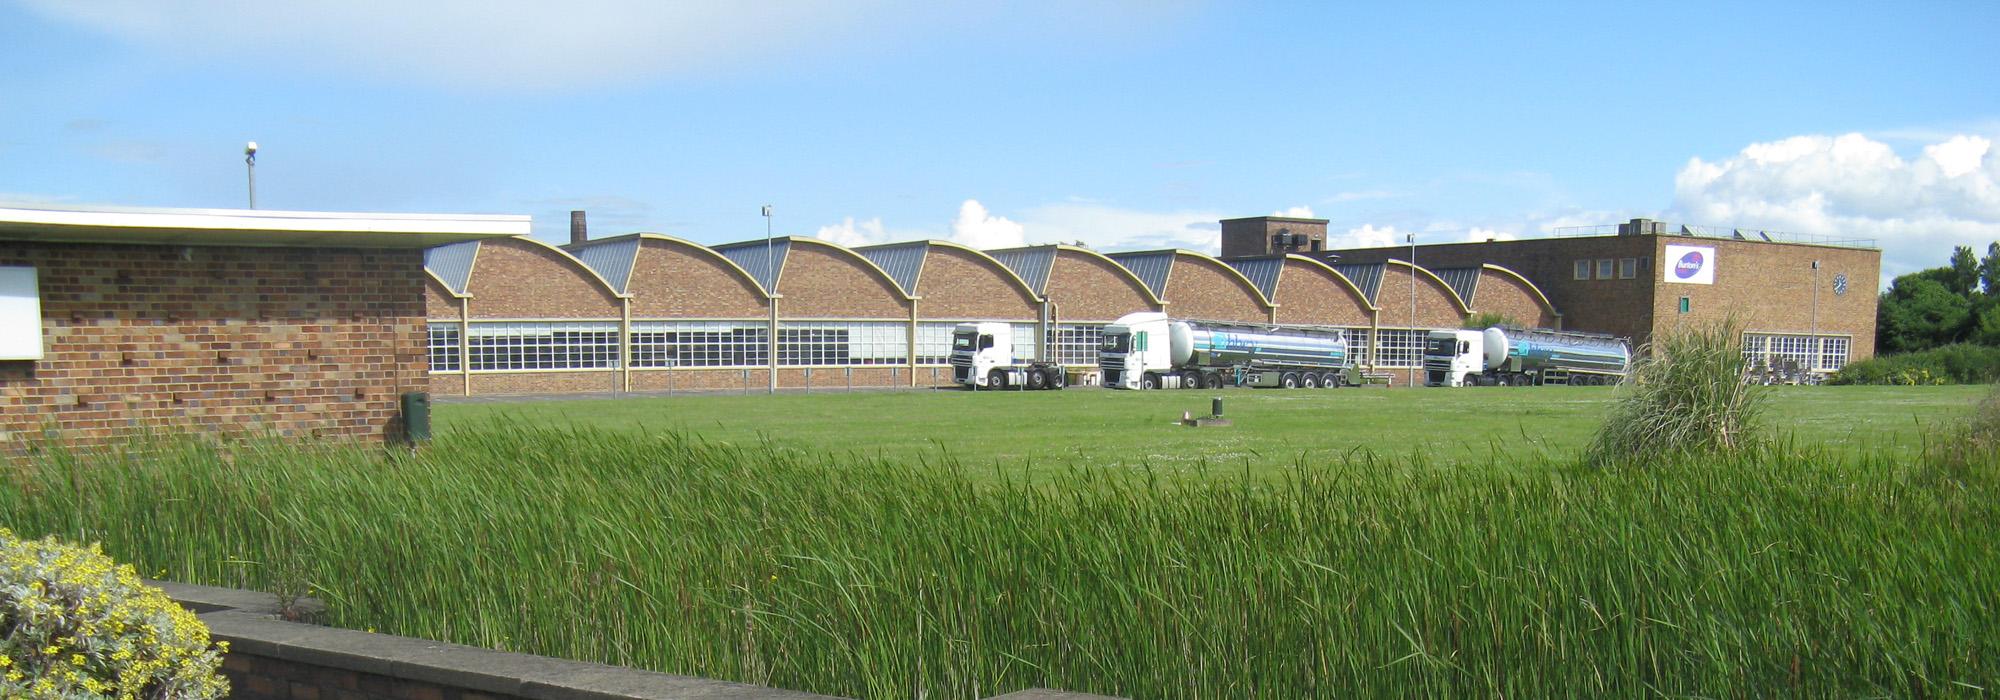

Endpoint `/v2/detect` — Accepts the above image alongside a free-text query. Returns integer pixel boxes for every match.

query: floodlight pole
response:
[764,205,777,395]
[244,142,258,209]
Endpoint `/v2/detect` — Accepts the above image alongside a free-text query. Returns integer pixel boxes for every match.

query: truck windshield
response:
[1425,337,1458,356]
[1100,333,1129,353]
[952,332,976,351]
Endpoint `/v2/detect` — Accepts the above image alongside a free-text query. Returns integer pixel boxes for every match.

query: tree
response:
[1949,245,1981,296]
[1877,275,1972,353]
[1980,242,2000,297]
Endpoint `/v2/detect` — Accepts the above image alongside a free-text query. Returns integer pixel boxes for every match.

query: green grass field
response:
[438,384,1989,477]
[4,384,1995,698]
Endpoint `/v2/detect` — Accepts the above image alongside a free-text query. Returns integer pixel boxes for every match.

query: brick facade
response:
[1044,250,1160,322]
[1161,254,1271,322]
[776,243,911,319]
[466,238,622,319]
[1473,266,1560,329]
[1271,258,1375,326]
[1,242,426,449]
[914,245,1040,321]
[1220,216,1330,258]
[1373,262,1471,329]
[628,238,769,319]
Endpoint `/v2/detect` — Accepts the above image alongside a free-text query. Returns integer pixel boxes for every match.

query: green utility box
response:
[401,391,431,443]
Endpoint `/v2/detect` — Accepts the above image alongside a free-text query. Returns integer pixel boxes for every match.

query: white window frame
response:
[1596,259,1615,280]
[630,320,769,368]
[1619,258,1637,279]
[0,266,41,360]
[426,324,462,373]
[1573,260,1590,281]
[465,321,621,372]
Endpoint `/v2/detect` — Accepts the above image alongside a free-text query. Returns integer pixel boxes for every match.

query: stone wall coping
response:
[160,580,1121,700]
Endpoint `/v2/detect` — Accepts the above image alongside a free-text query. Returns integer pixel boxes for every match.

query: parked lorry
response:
[1098,312,1355,390]
[950,321,1068,390]
[1424,327,1630,387]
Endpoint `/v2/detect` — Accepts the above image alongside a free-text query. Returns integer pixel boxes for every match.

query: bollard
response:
[1212,397,1223,417]
[400,391,431,443]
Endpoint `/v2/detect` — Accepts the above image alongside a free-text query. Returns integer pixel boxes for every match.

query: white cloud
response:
[1670,131,2000,278]
[1331,224,1404,250]
[1016,203,1223,252]
[1465,227,1516,243]
[949,200,1027,249]
[1271,205,1316,218]
[815,216,891,247]
[19,1,1196,91]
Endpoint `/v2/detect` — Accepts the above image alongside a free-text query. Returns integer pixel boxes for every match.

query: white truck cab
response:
[950,322,1066,390]
[1424,329,1488,387]
[1099,312,1181,389]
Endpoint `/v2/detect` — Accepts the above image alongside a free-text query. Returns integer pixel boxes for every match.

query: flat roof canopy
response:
[0,204,530,249]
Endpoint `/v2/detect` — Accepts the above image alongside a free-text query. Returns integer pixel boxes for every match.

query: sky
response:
[1,1,1996,283]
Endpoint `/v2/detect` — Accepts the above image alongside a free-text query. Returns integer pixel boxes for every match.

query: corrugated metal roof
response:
[1332,263,1385,303]
[853,241,928,296]
[986,246,1058,294]
[1430,266,1480,305]
[1226,257,1285,299]
[566,237,642,294]
[424,241,480,294]
[1106,251,1176,298]
[711,239,791,293]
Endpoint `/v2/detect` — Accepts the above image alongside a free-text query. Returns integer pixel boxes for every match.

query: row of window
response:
[1573,257,1647,281]
[1742,333,1850,372]
[428,321,1107,372]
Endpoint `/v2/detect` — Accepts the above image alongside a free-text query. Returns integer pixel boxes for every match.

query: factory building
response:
[420,213,1575,394]
[1,204,525,450]
[1315,218,1881,377]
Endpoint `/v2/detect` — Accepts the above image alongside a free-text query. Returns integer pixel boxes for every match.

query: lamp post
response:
[763,205,777,395]
[1810,260,1820,375]
[1407,232,1417,387]
[244,142,258,209]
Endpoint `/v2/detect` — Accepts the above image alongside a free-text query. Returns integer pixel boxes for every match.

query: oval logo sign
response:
[1674,250,1705,279]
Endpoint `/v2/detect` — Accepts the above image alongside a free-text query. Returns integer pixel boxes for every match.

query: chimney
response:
[569,210,588,245]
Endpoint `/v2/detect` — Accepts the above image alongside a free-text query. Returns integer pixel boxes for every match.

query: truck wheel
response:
[1177,370,1199,389]
[1203,372,1223,389]
[1280,372,1299,389]
[1049,368,1066,389]
[988,369,1008,389]
[1140,373,1158,390]
[1514,373,1532,386]
[1027,368,1049,390]
[1463,373,1481,387]
[1328,372,1345,388]
[1301,373,1319,388]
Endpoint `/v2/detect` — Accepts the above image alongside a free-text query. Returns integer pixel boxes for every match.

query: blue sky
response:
[2,1,1996,279]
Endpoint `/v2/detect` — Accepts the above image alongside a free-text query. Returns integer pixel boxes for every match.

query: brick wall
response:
[776,244,911,319]
[1161,255,1270,322]
[1648,237,1880,360]
[1045,250,1159,322]
[466,238,621,319]
[628,239,770,318]
[915,246,1040,321]
[424,278,459,320]
[1332,237,1658,343]
[1473,266,1560,329]
[1271,259,1374,326]
[1373,263,1470,329]
[0,242,425,449]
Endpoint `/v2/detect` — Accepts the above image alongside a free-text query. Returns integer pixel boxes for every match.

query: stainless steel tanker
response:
[1099,312,1354,389]
[1425,326,1630,387]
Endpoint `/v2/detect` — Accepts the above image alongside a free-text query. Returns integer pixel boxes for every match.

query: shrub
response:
[1,529,228,700]
[1830,344,2000,385]
[1586,318,1767,467]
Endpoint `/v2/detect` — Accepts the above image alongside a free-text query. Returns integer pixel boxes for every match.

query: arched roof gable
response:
[1060,245,1165,306]
[482,235,627,299]
[1385,258,1472,314]
[1480,263,1561,318]
[1281,254,1379,312]
[785,237,915,300]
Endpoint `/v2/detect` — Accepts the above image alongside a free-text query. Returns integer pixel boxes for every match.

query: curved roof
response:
[1276,254,1379,312]
[855,240,1042,301]
[1169,250,1274,309]
[1480,263,1561,318]
[709,238,791,294]
[568,233,774,298]
[1105,249,1273,309]
[991,244,1165,306]
[423,240,480,295]
[1331,262,1386,302]
[779,237,915,300]
[1429,267,1482,306]
[1385,258,1472,313]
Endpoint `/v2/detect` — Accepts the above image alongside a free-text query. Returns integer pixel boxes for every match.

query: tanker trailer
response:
[1099,312,1353,390]
[1424,327,1630,387]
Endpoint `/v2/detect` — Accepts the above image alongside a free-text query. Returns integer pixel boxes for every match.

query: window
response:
[1574,260,1590,280]
[1011,324,1038,358]
[1373,328,1424,368]
[916,323,957,365]
[0,266,40,360]
[426,324,461,372]
[1596,259,1615,280]
[1742,333,1852,373]
[630,321,768,368]
[1047,324,1105,366]
[466,321,620,371]
[1678,297,1691,314]
[1345,327,1371,366]
[1619,258,1637,279]
[778,321,908,366]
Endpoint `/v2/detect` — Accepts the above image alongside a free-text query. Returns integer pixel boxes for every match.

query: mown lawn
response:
[436,384,1989,478]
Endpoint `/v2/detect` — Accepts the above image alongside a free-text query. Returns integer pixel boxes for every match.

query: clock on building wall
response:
[1833,273,1848,296]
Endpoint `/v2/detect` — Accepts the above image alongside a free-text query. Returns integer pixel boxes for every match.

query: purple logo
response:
[1674,251,1705,279]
